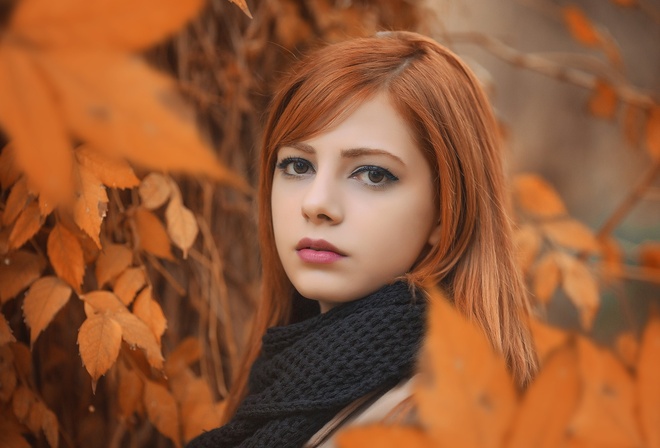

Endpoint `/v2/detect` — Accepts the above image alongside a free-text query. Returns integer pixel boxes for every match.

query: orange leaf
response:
[37,50,249,191]
[139,173,172,210]
[78,313,122,393]
[229,0,253,18]
[513,174,567,218]
[82,290,129,316]
[112,311,164,370]
[569,337,643,447]
[8,201,43,250]
[337,425,433,448]
[26,399,46,434]
[540,218,599,253]
[73,162,108,248]
[588,80,617,119]
[417,287,516,447]
[513,224,542,274]
[557,254,599,330]
[47,222,85,292]
[10,0,206,52]
[2,177,29,226]
[532,252,561,304]
[165,337,202,378]
[95,243,132,287]
[12,384,35,421]
[645,106,660,159]
[528,317,570,366]
[616,331,639,369]
[638,312,660,448]
[41,406,59,448]
[134,207,173,260]
[165,190,198,258]
[0,143,21,190]
[113,267,146,305]
[182,398,224,443]
[507,344,580,448]
[133,286,167,343]
[75,145,139,189]
[23,276,72,345]
[0,314,15,345]
[0,418,30,448]
[0,250,46,303]
[144,380,181,447]
[562,5,601,47]
[118,362,144,419]
[0,44,74,203]
[0,345,17,402]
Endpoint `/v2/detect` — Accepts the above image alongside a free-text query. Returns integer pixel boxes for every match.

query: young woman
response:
[189,30,537,448]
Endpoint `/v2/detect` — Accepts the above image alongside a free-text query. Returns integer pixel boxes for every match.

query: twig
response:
[606,265,660,284]
[145,253,187,296]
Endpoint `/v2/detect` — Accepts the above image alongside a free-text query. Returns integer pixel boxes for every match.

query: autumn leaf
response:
[0,345,17,402]
[82,290,129,316]
[417,287,516,447]
[41,406,59,448]
[118,362,144,419]
[541,218,599,253]
[9,201,44,250]
[73,161,108,248]
[169,371,223,442]
[95,243,133,287]
[513,174,567,218]
[645,106,660,159]
[47,222,85,292]
[637,312,660,448]
[144,380,181,447]
[0,143,21,190]
[513,224,542,274]
[133,287,167,343]
[616,331,639,369]
[3,177,29,226]
[506,344,580,448]
[0,314,16,345]
[337,425,433,448]
[588,80,617,119]
[562,5,601,47]
[134,207,174,260]
[532,252,561,304]
[23,276,72,346]
[182,399,225,443]
[75,145,139,189]
[0,418,31,448]
[78,313,122,393]
[165,188,198,258]
[139,173,172,210]
[229,0,253,18]
[557,253,600,329]
[113,267,146,306]
[0,250,46,303]
[112,311,164,370]
[569,337,643,447]
[12,384,35,421]
[165,338,202,378]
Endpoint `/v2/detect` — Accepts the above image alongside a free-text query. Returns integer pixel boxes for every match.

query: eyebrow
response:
[287,142,406,166]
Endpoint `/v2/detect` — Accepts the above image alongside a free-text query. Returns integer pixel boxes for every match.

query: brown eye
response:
[293,161,309,174]
[367,170,385,183]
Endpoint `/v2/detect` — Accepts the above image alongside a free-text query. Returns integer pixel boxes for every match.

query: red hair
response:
[224,31,537,419]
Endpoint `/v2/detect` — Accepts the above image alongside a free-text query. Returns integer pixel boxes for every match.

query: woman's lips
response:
[296,238,346,264]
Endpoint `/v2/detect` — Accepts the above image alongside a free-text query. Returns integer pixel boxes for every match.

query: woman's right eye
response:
[276,157,314,176]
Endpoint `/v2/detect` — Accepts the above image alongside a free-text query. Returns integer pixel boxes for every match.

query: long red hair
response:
[224,31,537,419]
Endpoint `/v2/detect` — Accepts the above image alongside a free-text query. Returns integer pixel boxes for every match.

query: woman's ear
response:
[427,220,441,247]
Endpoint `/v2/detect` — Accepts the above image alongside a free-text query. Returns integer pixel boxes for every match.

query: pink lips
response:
[296,238,346,264]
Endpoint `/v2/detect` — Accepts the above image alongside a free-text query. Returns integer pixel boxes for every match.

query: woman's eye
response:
[276,157,313,176]
[352,166,398,188]
[292,160,309,174]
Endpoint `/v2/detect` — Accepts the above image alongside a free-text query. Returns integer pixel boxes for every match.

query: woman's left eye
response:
[351,166,398,188]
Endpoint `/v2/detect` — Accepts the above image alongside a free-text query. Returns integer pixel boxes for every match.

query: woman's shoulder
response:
[304,375,418,448]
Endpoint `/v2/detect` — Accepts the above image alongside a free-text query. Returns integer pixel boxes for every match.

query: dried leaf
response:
[557,254,600,330]
[0,143,20,190]
[513,224,542,274]
[616,331,639,369]
[0,419,31,448]
[26,400,46,434]
[133,286,167,343]
[0,250,46,303]
[588,80,617,119]
[112,311,164,370]
[0,314,15,345]
[78,314,122,393]
[10,0,206,51]
[73,162,108,248]
[37,51,249,191]
[229,0,253,18]
[76,145,139,189]
[144,380,181,447]
[134,207,173,260]
[81,290,128,316]
[638,312,660,448]
[182,399,224,443]
[23,276,72,345]
[529,318,570,366]
[113,267,146,305]
[41,406,59,448]
[337,425,433,448]
[646,106,660,159]
[95,243,132,287]
[507,344,580,448]
[139,173,171,210]
[118,362,144,419]
[9,201,43,250]
[417,287,516,447]
[513,174,567,218]
[0,44,74,203]
[3,177,29,226]
[541,218,599,253]
[0,345,17,401]
[12,384,34,421]
[165,337,202,378]
[47,222,85,292]
[165,191,198,257]
[532,252,561,304]
[570,337,643,447]
[562,5,601,47]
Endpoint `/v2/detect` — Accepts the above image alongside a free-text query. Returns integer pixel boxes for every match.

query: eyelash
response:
[275,157,399,189]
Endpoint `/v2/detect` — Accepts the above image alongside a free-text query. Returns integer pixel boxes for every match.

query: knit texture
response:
[186,281,426,448]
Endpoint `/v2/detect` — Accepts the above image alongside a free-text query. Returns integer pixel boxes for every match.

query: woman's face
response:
[271,93,440,312]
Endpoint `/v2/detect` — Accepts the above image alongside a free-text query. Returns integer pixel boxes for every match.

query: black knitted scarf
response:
[187,281,426,448]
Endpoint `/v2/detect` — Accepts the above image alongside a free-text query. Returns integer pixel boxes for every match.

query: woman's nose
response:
[300,175,343,225]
